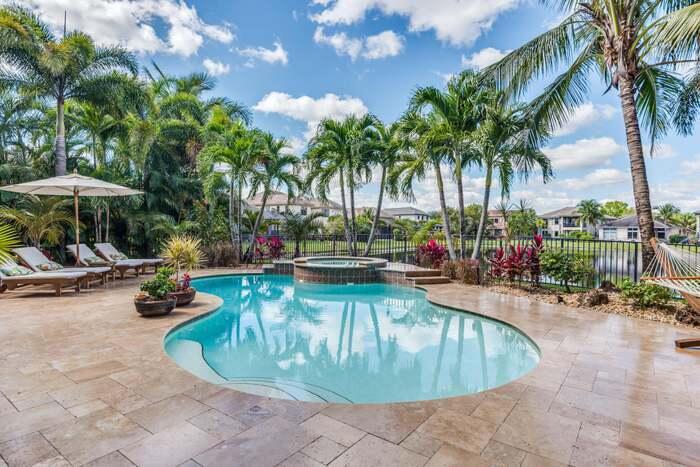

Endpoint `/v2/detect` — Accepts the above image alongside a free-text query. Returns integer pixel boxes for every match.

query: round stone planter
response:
[167,287,197,307]
[134,297,177,317]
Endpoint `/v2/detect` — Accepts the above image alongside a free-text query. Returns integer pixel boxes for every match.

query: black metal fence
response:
[244,234,700,289]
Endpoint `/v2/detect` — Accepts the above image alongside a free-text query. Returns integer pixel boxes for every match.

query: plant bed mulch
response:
[486,282,700,328]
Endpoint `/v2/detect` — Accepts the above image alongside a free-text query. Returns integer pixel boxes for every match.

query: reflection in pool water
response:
[165,274,539,404]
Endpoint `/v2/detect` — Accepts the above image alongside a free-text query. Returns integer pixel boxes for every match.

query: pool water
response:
[165,274,539,404]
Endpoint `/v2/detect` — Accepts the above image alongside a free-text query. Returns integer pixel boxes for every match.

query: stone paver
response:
[1,270,699,466]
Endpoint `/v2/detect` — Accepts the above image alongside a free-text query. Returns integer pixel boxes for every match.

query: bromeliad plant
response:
[266,236,285,260]
[417,239,447,269]
[160,235,206,290]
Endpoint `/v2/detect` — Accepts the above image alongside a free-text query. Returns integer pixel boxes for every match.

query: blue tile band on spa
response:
[165,274,539,404]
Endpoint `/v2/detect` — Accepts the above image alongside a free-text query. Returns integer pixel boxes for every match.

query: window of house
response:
[655,228,666,240]
[301,207,307,215]
[493,218,499,224]
[603,228,616,240]
[554,218,559,225]
[627,227,639,240]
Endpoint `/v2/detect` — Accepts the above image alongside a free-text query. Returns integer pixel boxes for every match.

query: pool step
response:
[404,269,443,278]
[411,276,452,285]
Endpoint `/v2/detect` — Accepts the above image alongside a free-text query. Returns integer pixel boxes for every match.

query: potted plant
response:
[134,267,177,316]
[160,234,205,306]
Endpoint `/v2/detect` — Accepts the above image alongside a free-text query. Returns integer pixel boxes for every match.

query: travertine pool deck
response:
[1,269,699,467]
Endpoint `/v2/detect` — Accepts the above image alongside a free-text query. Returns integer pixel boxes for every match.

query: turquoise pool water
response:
[164,274,539,404]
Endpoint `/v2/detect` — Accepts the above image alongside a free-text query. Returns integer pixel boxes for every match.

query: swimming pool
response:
[165,274,539,404]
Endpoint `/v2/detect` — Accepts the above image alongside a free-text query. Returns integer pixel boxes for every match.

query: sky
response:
[17,0,700,214]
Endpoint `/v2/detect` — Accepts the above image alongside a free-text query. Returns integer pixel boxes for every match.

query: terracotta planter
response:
[134,297,177,317]
[168,287,196,307]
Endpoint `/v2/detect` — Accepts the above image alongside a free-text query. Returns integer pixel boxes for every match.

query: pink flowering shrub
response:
[265,236,285,259]
[417,239,447,269]
[488,234,544,284]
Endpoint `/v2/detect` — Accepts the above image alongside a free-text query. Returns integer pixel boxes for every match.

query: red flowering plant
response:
[180,273,192,290]
[488,235,544,285]
[417,239,447,269]
[266,236,285,259]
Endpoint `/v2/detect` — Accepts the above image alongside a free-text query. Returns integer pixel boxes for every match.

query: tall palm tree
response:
[200,112,255,263]
[0,6,140,176]
[470,92,552,259]
[363,121,403,256]
[577,199,603,235]
[655,203,680,225]
[481,0,689,269]
[409,71,487,258]
[392,110,458,260]
[246,134,301,260]
[283,212,324,257]
[71,102,119,169]
[0,195,73,247]
[305,115,376,255]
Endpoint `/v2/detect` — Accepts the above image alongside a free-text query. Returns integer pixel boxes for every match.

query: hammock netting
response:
[641,242,700,297]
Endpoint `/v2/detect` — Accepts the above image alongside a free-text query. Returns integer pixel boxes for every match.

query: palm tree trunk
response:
[55,97,67,176]
[237,177,243,261]
[434,161,457,260]
[92,135,97,169]
[338,170,353,255]
[472,163,493,260]
[348,175,357,256]
[105,203,110,242]
[245,191,268,261]
[454,151,465,259]
[618,76,656,270]
[363,167,386,256]
[228,175,238,263]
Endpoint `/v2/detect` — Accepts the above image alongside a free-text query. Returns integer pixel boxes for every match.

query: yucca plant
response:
[160,234,206,286]
[0,224,21,264]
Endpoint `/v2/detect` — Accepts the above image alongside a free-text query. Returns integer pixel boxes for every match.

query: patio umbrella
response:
[0,170,142,263]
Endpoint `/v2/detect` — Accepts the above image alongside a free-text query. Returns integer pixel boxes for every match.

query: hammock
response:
[641,239,700,349]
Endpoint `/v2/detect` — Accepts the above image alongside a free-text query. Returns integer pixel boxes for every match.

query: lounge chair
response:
[0,260,86,296]
[67,244,144,279]
[94,243,163,273]
[13,246,112,285]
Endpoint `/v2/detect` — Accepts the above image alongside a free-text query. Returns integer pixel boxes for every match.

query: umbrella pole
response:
[74,188,80,265]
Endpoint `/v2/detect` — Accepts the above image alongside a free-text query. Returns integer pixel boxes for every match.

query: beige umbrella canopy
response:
[0,171,142,262]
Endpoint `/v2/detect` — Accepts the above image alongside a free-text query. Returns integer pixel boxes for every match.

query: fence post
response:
[403,235,408,263]
[633,241,639,282]
[332,235,337,255]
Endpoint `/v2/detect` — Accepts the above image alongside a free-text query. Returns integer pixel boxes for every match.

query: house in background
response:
[598,215,682,241]
[696,211,700,240]
[539,207,596,237]
[246,190,343,220]
[486,210,509,238]
[381,207,430,222]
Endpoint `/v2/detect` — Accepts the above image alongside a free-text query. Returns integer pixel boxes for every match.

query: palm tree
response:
[200,113,255,263]
[283,212,324,257]
[0,6,140,176]
[246,134,301,260]
[577,199,603,235]
[71,103,119,169]
[392,110,458,260]
[481,0,690,269]
[655,203,681,226]
[470,92,552,259]
[363,121,403,256]
[409,71,487,258]
[305,115,376,255]
[0,224,21,263]
[0,195,73,247]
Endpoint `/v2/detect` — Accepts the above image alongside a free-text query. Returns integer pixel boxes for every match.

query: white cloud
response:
[558,168,629,191]
[543,137,623,170]
[310,0,519,46]
[202,58,230,76]
[238,41,289,66]
[461,47,508,70]
[363,30,405,59]
[313,27,404,60]
[552,102,618,137]
[254,91,368,139]
[681,155,700,172]
[20,0,234,57]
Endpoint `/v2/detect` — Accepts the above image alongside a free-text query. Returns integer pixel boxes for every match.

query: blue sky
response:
[21,0,700,214]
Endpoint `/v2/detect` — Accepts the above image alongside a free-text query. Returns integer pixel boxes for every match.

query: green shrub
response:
[565,231,594,240]
[669,234,687,244]
[139,267,176,300]
[539,250,593,292]
[620,279,673,307]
